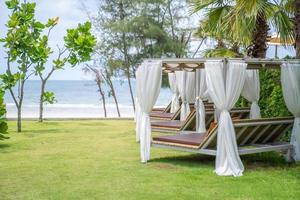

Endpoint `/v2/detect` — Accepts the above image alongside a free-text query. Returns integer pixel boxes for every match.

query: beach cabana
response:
[135,58,300,176]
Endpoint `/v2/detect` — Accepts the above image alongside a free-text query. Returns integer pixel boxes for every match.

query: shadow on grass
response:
[76,121,108,127]
[0,143,10,149]
[150,154,215,168]
[150,152,295,171]
[21,129,60,137]
[39,121,61,126]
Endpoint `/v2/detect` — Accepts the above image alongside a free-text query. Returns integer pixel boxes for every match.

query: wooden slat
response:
[240,126,261,145]
[200,128,218,149]
[262,124,283,143]
[205,115,214,127]
[236,126,248,141]
[273,124,293,141]
[251,125,272,144]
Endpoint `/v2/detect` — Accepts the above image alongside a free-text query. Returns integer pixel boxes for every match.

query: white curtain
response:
[136,61,162,163]
[135,98,140,141]
[195,69,207,133]
[175,71,195,121]
[205,60,246,177]
[168,73,180,113]
[281,62,300,161]
[242,70,261,118]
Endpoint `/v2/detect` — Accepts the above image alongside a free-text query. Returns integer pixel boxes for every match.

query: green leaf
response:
[42,91,57,104]
[34,21,45,30]
[5,0,19,9]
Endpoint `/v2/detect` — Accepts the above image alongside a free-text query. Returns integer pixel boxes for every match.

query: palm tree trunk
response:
[248,14,269,58]
[295,0,300,58]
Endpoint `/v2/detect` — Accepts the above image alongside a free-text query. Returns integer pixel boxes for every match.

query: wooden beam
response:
[147,58,300,72]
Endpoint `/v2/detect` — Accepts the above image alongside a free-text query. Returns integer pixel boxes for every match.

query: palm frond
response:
[203,47,241,58]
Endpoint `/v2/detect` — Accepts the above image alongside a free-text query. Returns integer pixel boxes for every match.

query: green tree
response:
[292,0,300,58]
[191,0,294,58]
[36,21,96,122]
[0,88,8,140]
[0,0,54,132]
[89,0,193,111]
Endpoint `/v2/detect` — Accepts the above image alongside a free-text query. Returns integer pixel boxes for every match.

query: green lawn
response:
[0,120,299,200]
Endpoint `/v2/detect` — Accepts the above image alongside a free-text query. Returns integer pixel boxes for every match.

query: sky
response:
[0,0,296,80]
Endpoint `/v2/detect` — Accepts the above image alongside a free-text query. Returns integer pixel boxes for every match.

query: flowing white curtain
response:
[281,62,300,161]
[242,70,261,118]
[205,60,246,176]
[135,98,141,142]
[135,69,141,142]
[175,71,195,121]
[136,61,162,163]
[168,73,180,113]
[195,69,207,133]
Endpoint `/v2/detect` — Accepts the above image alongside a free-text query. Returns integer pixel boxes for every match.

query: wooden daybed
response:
[152,117,294,159]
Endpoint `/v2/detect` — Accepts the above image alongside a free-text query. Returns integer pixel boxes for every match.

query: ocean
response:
[4,80,172,118]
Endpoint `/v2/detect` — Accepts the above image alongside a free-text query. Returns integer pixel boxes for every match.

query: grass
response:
[0,120,300,200]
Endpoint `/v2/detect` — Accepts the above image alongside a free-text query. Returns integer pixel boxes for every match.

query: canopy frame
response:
[144,58,300,72]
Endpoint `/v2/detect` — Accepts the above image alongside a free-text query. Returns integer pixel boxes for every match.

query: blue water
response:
[4,80,171,118]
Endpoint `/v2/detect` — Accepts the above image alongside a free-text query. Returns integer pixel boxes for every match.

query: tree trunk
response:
[216,39,226,49]
[119,1,135,112]
[96,80,107,118]
[39,81,46,122]
[127,75,135,112]
[248,13,269,58]
[17,80,25,133]
[295,0,300,58]
[17,105,22,132]
[108,78,121,117]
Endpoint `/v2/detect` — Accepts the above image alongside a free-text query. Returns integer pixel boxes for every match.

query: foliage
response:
[1,0,96,125]
[259,69,290,118]
[0,0,58,131]
[192,0,294,47]
[191,0,294,55]
[91,0,193,106]
[0,88,8,140]
[34,19,96,122]
[42,91,56,104]
[63,22,96,66]
[203,48,241,58]
[0,0,54,90]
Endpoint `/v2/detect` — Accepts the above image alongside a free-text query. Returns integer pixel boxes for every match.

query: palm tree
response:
[293,0,300,58]
[191,0,294,58]
[193,6,244,57]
